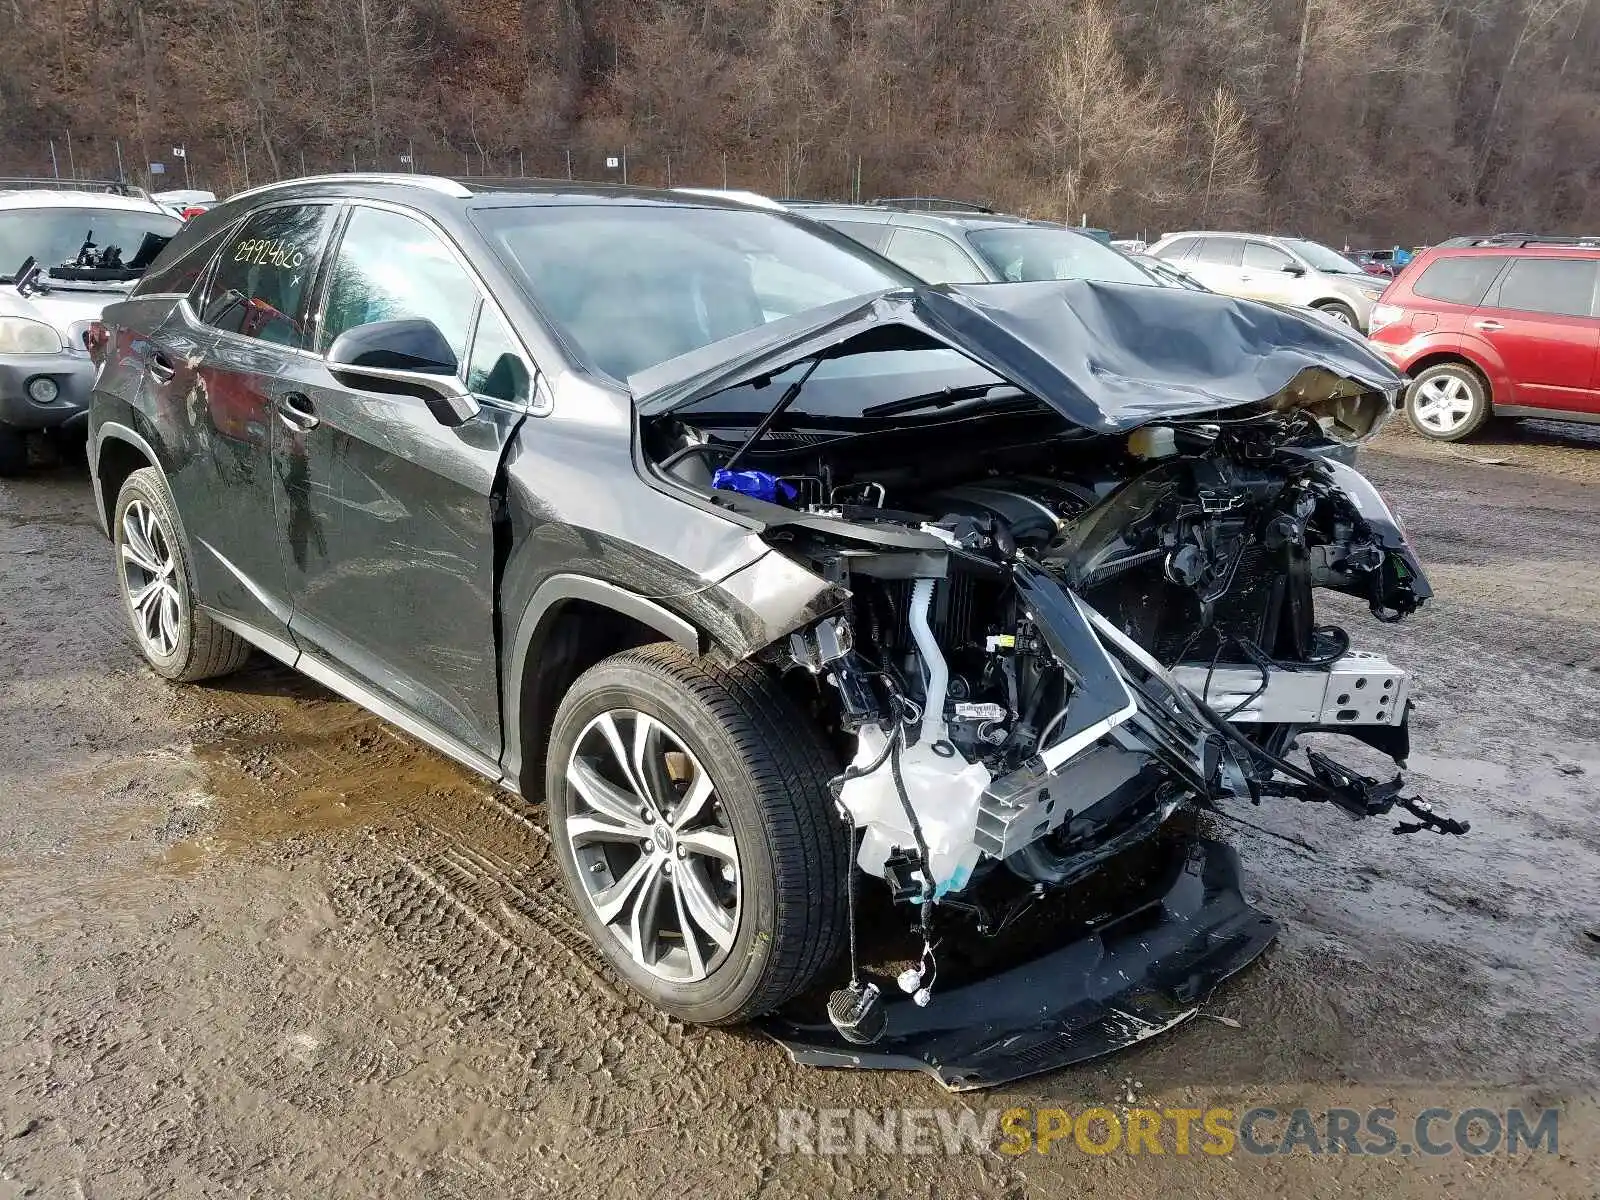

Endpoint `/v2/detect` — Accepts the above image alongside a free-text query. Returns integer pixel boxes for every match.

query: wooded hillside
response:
[3,0,1598,243]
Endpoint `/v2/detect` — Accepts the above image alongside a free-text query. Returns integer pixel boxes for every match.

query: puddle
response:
[151,670,496,872]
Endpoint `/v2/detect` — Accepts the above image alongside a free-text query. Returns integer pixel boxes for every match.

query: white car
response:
[0,184,182,473]
[1148,231,1388,331]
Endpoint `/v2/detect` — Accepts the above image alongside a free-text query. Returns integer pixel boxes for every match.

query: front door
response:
[272,203,535,763]
[1472,255,1600,414]
[159,202,338,644]
[1238,240,1299,303]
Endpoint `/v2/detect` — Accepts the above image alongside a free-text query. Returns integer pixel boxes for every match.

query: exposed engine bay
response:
[635,281,1467,1081]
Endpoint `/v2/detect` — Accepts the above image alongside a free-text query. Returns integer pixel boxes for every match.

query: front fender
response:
[1319,457,1433,615]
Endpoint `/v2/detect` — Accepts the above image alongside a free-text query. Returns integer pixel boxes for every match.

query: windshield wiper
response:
[862,383,1027,420]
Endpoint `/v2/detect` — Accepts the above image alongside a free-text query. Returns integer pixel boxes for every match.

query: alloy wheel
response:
[563,709,741,983]
[1411,373,1475,435]
[120,499,183,657]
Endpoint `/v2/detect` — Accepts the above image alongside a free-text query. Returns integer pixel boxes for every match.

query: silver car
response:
[1148,231,1388,331]
[0,183,181,473]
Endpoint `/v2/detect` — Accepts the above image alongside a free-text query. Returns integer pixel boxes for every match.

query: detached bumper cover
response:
[760,837,1277,1090]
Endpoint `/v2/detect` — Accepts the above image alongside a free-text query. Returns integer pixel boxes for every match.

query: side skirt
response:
[205,607,511,789]
[1494,404,1600,425]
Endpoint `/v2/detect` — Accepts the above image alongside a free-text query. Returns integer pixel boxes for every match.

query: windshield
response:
[1279,238,1366,275]
[0,206,181,281]
[967,227,1154,285]
[473,205,910,381]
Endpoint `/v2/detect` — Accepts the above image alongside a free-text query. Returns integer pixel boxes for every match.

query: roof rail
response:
[870,196,996,214]
[0,177,149,199]
[1477,234,1598,248]
[1437,232,1597,248]
[226,173,473,205]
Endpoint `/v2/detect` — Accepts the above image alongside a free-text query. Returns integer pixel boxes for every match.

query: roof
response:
[0,189,172,215]
[224,173,782,211]
[1417,241,1600,257]
[784,201,1050,233]
[0,177,148,198]
[1157,230,1309,242]
[671,187,785,211]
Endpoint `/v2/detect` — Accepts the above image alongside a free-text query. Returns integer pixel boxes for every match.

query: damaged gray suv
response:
[88,176,1463,1089]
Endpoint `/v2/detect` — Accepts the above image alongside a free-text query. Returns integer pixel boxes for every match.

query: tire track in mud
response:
[330,785,706,1080]
[165,661,717,1089]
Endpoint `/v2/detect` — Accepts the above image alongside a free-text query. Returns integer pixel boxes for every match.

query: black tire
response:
[1313,300,1359,328]
[0,426,27,476]
[1404,361,1491,443]
[545,642,846,1024]
[113,467,252,682]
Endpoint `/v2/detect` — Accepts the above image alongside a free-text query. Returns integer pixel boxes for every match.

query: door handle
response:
[277,391,319,431]
[148,351,176,383]
[1473,319,1503,332]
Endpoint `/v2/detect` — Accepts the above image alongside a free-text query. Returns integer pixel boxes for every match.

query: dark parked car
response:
[89,175,1460,1087]
[789,201,1157,288]
[1368,242,1600,440]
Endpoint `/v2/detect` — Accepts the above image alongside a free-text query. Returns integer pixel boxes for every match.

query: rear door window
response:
[199,204,336,348]
[1489,257,1598,318]
[1192,237,1244,266]
[882,227,988,283]
[1410,257,1507,307]
[1156,236,1199,261]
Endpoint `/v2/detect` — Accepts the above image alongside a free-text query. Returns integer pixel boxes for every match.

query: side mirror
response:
[326,318,480,427]
[1281,264,1307,277]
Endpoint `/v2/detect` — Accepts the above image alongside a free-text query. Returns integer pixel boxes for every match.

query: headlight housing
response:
[0,316,65,355]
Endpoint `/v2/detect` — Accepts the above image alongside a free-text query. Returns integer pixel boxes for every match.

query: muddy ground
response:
[2,419,1598,1198]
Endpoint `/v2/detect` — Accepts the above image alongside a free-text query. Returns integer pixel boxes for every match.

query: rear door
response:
[1182,237,1246,294]
[157,201,338,646]
[272,201,536,764]
[1470,255,1600,413]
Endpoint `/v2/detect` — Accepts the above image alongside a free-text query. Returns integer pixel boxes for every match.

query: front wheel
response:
[1314,300,1359,327]
[545,643,846,1024]
[1405,362,1491,442]
[113,467,252,682]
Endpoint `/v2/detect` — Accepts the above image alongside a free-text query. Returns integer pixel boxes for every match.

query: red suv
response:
[1367,243,1600,441]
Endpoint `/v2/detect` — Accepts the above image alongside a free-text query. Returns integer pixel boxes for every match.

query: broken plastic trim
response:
[760,837,1277,1090]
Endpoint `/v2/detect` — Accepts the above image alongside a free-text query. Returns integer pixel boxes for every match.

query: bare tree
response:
[1032,0,1183,218]
[6,0,1600,239]
[1197,86,1263,223]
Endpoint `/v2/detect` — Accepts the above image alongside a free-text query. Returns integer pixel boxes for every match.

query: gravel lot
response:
[2,420,1597,1198]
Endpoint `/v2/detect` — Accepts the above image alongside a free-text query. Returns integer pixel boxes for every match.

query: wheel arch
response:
[503,575,704,796]
[92,423,162,539]
[1406,352,1495,406]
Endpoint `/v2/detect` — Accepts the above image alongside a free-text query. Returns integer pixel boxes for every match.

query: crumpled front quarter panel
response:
[496,373,839,658]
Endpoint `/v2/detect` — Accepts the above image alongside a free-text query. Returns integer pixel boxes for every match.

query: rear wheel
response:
[113,467,252,682]
[1405,362,1490,442]
[545,642,846,1024]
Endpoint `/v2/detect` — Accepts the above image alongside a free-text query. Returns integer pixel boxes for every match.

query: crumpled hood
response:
[633,280,1404,437]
